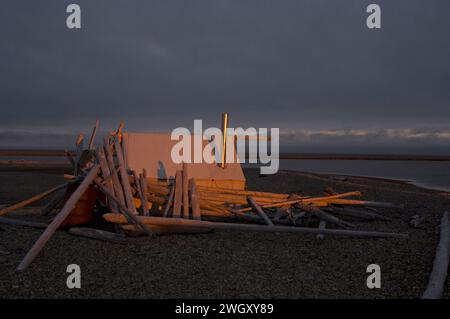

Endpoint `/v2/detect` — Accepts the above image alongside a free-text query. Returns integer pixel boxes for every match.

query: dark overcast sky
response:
[0,0,449,152]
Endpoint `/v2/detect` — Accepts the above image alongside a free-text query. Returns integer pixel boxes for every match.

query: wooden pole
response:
[97,148,118,214]
[140,170,149,216]
[220,112,228,168]
[0,183,68,216]
[88,119,99,150]
[94,180,153,237]
[132,171,144,215]
[247,196,274,226]
[103,214,409,239]
[237,191,363,212]
[163,183,175,217]
[324,207,392,221]
[189,179,201,220]
[74,133,84,175]
[196,185,289,199]
[103,137,126,208]
[182,163,190,219]
[197,193,287,205]
[296,203,356,229]
[421,212,450,299]
[326,199,403,209]
[16,165,100,272]
[67,227,127,244]
[114,138,136,213]
[173,170,183,218]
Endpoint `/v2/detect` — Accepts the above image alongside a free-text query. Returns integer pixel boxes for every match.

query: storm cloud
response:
[0,1,449,151]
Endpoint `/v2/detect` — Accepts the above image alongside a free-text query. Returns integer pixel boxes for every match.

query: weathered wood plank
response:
[140,170,149,216]
[163,183,175,217]
[182,163,190,219]
[173,170,183,218]
[189,179,201,220]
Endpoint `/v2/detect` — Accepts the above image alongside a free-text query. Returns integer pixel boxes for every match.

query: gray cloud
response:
[0,1,449,148]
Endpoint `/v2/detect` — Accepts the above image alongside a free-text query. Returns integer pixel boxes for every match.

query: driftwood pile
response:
[0,121,409,272]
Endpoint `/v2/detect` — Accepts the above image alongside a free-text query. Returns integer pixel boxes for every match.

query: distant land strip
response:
[1,149,450,161]
[280,153,450,161]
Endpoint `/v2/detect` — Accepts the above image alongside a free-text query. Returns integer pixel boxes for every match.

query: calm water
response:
[3,155,450,192]
[278,159,450,192]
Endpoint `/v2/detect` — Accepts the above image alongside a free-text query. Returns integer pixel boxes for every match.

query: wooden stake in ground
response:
[140,170,149,216]
[74,133,84,175]
[104,137,126,208]
[182,163,190,219]
[247,196,274,226]
[132,171,144,215]
[97,148,118,214]
[173,170,183,218]
[16,165,100,272]
[189,179,201,220]
[114,138,136,213]
[163,183,175,217]
[421,211,450,299]
[88,119,99,150]
[0,183,67,216]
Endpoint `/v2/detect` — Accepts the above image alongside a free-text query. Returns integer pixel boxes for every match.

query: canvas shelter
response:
[122,132,246,190]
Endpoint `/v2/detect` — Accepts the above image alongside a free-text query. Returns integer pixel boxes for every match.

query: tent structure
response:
[122,132,246,190]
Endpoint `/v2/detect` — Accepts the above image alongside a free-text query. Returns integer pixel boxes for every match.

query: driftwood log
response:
[0,183,67,216]
[94,180,154,237]
[237,191,363,212]
[114,139,136,213]
[421,212,450,299]
[16,165,101,272]
[247,196,274,226]
[103,137,126,208]
[103,214,409,239]
[67,227,127,244]
[182,163,190,219]
[189,179,201,220]
[173,170,183,218]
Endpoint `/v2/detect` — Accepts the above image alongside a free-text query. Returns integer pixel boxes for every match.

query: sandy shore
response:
[0,164,449,298]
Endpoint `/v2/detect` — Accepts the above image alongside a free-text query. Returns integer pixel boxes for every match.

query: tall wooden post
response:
[220,112,228,169]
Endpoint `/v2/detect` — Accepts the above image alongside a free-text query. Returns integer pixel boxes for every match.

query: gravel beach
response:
[0,167,449,298]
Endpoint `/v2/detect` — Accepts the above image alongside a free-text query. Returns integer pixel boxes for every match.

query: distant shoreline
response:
[1,149,450,161]
[279,153,450,161]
